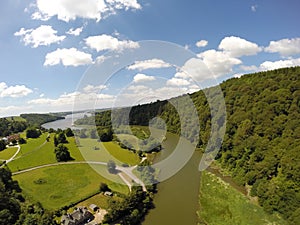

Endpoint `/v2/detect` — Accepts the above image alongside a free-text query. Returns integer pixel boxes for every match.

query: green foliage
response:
[26,128,41,139]
[20,113,64,128]
[64,128,74,137]
[0,118,27,137]
[104,186,154,225]
[0,167,22,225]
[0,140,6,151]
[54,144,72,162]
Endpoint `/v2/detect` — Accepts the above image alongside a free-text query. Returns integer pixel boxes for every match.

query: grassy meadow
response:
[198,171,287,225]
[13,163,129,210]
[0,146,18,160]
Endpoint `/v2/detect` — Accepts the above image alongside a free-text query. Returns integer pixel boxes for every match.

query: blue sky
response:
[0,0,300,117]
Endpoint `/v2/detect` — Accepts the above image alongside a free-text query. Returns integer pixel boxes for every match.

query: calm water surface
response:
[41,113,88,130]
[143,133,201,225]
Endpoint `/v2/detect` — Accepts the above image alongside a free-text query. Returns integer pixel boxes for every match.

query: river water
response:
[41,113,89,130]
[143,133,202,225]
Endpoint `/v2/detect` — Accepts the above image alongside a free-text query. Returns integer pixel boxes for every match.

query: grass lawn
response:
[198,171,287,225]
[8,133,57,172]
[13,164,128,210]
[0,147,18,160]
[74,193,123,210]
[78,138,140,166]
[8,134,86,172]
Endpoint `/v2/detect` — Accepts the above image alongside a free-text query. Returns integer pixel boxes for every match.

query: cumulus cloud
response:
[32,0,141,22]
[0,82,33,98]
[133,73,156,83]
[83,84,107,93]
[259,58,300,71]
[265,38,300,56]
[166,78,190,86]
[29,91,115,111]
[197,50,242,77]
[85,34,139,52]
[44,48,93,66]
[219,36,262,57]
[66,27,83,36]
[127,58,171,71]
[196,40,208,48]
[14,25,66,48]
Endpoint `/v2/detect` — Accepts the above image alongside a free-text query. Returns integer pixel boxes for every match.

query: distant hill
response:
[20,113,64,127]
[77,67,299,224]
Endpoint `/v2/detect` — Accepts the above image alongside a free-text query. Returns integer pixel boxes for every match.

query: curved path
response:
[12,160,147,192]
[0,145,21,166]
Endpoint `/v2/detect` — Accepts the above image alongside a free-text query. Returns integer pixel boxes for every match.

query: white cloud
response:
[259,58,300,71]
[14,25,66,48]
[44,48,93,66]
[251,5,258,12]
[83,84,107,93]
[166,78,190,86]
[133,73,156,83]
[219,36,262,57]
[106,0,141,10]
[127,58,171,71]
[197,50,242,77]
[85,34,139,52]
[0,83,33,98]
[32,0,141,22]
[29,91,115,112]
[66,27,83,36]
[240,65,258,71]
[0,105,32,117]
[196,40,208,48]
[265,38,300,56]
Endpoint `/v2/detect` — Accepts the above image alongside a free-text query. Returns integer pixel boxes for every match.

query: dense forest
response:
[78,67,299,224]
[20,113,64,127]
[0,118,27,137]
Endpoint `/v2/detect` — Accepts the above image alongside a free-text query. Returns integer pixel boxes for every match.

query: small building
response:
[104,191,113,196]
[89,204,99,212]
[61,207,93,225]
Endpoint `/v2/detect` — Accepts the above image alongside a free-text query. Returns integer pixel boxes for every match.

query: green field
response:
[198,171,287,225]
[0,146,18,160]
[78,138,141,166]
[13,164,128,210]
[8,133,57,172]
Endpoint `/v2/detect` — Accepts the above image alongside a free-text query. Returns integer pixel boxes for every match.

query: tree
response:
[0,140,6,151]
[107,160,117,174]
[54,144,72,162]
[65,128,74,137]
[18,138,26,145]
[54,136,58,147]
[99,182,110,192]
[26,128,41,138]
[56,132,68,144]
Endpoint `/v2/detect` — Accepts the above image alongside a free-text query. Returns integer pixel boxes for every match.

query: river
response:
[143,133,202,225]
[41,113,89,130]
